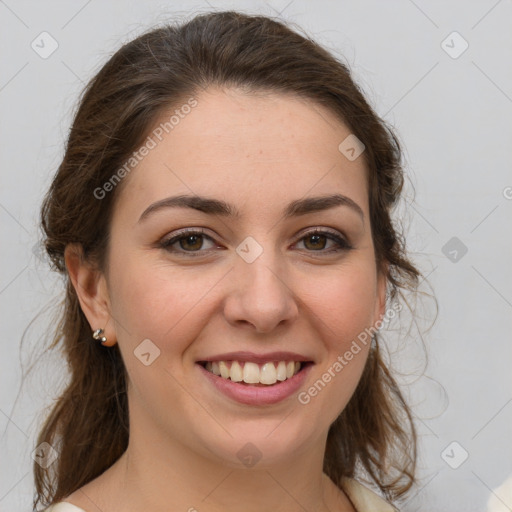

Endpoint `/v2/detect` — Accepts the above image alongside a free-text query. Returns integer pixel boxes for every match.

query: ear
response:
[373,261,388,327]
[64,243,117,347]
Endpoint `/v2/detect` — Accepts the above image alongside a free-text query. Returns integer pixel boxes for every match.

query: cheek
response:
[295,262,377,416]
[106,252,217,423]
[298,268,375,430]
[304,262,379,347]
[107,250,222,356]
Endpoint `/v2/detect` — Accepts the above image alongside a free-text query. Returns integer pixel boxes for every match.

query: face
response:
[76,87,386,468]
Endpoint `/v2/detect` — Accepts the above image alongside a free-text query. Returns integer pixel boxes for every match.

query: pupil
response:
[181,235,202,250]
[306,234,325,250]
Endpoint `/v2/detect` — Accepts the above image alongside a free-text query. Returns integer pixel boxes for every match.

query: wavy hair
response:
[34,10,420,509]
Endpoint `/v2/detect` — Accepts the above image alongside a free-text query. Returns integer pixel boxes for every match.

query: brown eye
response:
[295,229,352,253]
[179,234,204,251]
[159,228,351,257]
[159,229,217,255]
[303,233,328,250]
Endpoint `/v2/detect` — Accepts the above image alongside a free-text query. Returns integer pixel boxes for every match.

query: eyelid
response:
[294,226,348,242]
[158,226,352,255]
[293,227,352,251]
[159,227,217,249]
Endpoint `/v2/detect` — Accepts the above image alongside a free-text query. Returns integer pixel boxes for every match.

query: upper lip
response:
[197,351,314,364]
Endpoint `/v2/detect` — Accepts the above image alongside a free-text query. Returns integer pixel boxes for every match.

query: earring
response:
[92,328,108,345]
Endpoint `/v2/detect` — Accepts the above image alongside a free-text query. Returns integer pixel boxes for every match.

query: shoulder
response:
[43,479,396,512]
[43,503,88,512]
[340,477,398,512]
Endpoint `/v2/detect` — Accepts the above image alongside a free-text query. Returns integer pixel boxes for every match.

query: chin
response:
[194,417,319,470]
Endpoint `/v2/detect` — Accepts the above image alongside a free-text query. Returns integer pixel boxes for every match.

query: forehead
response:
[115,87,369,222]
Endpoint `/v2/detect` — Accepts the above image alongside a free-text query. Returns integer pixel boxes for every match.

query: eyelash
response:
[158,228,352,257]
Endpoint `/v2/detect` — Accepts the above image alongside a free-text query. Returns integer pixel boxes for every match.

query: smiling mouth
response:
[198,360,312,386]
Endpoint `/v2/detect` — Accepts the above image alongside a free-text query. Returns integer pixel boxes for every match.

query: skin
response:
[65,87,387,512]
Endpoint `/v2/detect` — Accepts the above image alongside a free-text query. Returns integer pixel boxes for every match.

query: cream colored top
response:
[43,478,396,511]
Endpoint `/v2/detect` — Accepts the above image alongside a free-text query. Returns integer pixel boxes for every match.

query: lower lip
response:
[197,363,313,406]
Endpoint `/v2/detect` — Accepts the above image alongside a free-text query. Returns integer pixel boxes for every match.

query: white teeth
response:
[203,360,304,385]
[260,362,277,385]
[286,361,295,379]
[230,361,243,382]
[276,361,287,381]
[243,362,260,384]
[219,361,230,379]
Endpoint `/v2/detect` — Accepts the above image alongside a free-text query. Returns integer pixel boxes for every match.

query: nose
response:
[223,253,299,334]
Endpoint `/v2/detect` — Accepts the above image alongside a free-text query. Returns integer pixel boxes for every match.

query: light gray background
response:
[1,1,511,511]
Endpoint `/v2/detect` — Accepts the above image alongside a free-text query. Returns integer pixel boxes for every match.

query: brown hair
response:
[34,10,420,510]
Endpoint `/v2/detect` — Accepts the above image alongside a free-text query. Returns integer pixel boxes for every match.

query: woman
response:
[35,10,420,512]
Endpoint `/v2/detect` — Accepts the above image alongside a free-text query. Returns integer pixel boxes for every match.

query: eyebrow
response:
[138,193,364,222]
